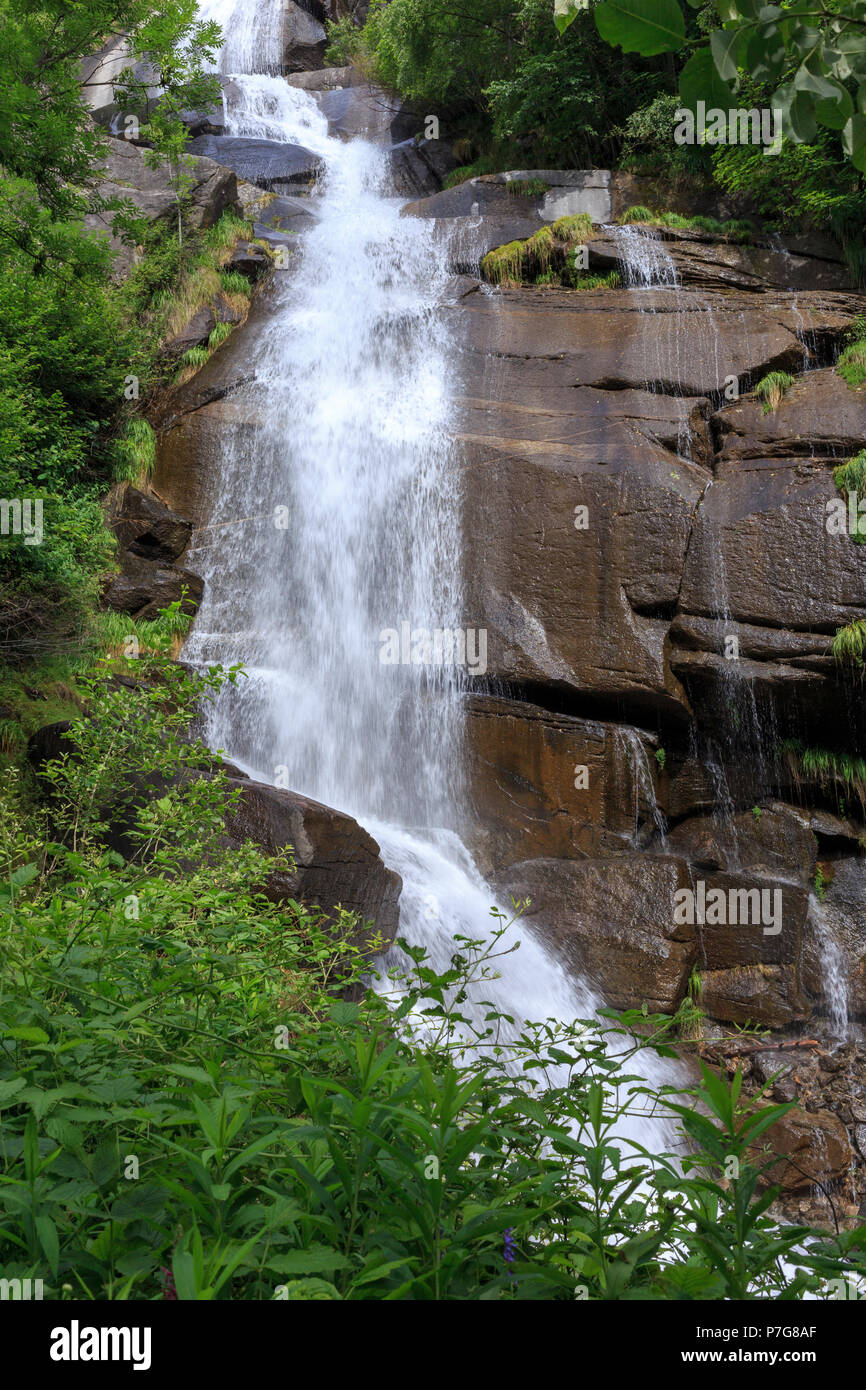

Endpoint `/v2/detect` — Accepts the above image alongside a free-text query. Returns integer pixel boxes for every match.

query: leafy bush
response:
[0,658,864,1299]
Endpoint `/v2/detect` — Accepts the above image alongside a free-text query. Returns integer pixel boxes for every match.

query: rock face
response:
[186,135,322,191]
[153,202,866,1039]
[224,776,402,945]
[493,855,696,1014]
[83,138,239,276]
[102,486,201,620]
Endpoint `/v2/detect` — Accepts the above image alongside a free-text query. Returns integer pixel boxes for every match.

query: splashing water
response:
[180,15,681,1153]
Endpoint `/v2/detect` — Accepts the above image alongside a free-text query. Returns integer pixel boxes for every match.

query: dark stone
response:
[163,307,217,356]
[100,556,203,619]
[224,776,402,947]
[227,241,272,280]
[389,139,459,199]
[107,486,193,564]
[187,135,322,191]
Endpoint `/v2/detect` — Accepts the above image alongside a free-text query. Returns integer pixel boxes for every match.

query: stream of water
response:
[183,3,680,1148]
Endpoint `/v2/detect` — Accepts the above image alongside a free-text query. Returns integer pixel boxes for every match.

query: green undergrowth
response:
[837,332,866,390]
[755,371,795,414]
[1,659,865,1299]
[619,206,755,243]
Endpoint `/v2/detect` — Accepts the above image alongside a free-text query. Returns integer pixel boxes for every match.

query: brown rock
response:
[492,855,695,1014]
[700,964,810,1029]
[465,694,664,871]
[756,1106,852,1191]
[107,485,193,564]
[100,555,203,619]
[224,776,401,947]
[714,366,866,461]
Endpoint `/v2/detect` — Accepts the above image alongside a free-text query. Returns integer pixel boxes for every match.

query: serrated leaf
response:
[4,1027,50,1044]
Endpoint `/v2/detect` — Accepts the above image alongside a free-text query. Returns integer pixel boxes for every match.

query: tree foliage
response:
[556,0,866,170]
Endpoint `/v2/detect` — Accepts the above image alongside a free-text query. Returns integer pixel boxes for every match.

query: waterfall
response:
[809,899,851,1041]
[181,8,680,1151]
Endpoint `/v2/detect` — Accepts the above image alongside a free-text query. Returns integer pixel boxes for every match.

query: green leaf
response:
[842,114,866,170]
[267,1247,351,1275]
[594,0,686,57]
[711,27,743,83]
[36,1214,60,1276]
[4,1026,50,1044]
[679,47,736,113]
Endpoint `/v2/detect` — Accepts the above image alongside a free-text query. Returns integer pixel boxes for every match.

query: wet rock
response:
[389,139,459,198]
[492,854,695,1014]
[665,807,817,884]
[800,859,866,1020]
[101,555,203,620]
[278,0,327,69]
[756,1106,852,1191]
[715,367,866,461]
[187,135,322,190]
[465,695,662,871]
[679,460,866,632]
[287,66,360,91]
[699,964,810,1029]
[224,776,401,945]
[107,486,193,564]
[316,83,407,142]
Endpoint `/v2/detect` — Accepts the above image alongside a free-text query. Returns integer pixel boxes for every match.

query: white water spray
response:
[183,12,680,1152]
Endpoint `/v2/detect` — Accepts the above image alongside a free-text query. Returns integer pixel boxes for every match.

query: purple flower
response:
[503,1228,516,1266]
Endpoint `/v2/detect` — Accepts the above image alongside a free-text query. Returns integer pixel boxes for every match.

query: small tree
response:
[114,0,223,247]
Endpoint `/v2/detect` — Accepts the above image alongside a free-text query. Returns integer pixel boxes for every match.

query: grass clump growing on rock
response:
[834,450,866,541]
[618,207,754,243]
[833,617,866,672]
[782,738,866,810]
[482,214,597,286]
[837,338,866,389]
[113,418,156,486]
[755,371,795,413]
[505,177,549,197]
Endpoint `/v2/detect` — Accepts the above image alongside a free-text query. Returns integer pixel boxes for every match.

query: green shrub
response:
[113,418,156,485]
[0,658,864,1300]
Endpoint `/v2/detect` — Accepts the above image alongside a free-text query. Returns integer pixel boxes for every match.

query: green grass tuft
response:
[208,321,233,350]
[837,339,866,390]
[114,418,156,485]
[755,370,795,413]
[620,205,655,223]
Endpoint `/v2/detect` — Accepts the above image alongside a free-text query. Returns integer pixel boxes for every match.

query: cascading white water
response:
[182,7,680,1152]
